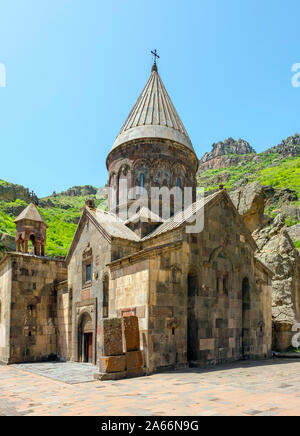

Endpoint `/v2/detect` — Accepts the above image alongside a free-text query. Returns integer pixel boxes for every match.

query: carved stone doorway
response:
[84,332,93,363]
[79,312,94,363]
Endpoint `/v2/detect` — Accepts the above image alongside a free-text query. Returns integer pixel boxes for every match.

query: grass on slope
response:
[197,154,300,198]
[0,208,15,236]
[41,194,107,209]
[41,194,107,257]
[0,193,108,258]
[255,158,300,196]
[41,208,78,257]
[0,204,78,257]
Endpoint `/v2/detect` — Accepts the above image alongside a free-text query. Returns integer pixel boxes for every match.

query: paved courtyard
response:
[12,362,97,384]
[1,358,300,416]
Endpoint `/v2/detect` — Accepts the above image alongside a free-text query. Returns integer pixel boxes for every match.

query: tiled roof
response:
[110,67,194,152]
[14,203,47,225]
[85,191,223,243]
[142,191,221,240]
[124,207,164,224]
[87,208,140,242]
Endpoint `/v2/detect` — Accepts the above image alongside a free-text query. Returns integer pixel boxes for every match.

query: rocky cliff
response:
[0,180,37,203]
[199,138,257,171]
[254,215,300,351]
[229,180,300,351]
[263,134,300,158]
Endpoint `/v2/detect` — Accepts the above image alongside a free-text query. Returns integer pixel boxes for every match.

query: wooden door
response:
[84,333,93,363]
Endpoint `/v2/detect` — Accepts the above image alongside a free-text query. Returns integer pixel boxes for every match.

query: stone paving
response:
[1,358,300,416]
[12,362,98,384]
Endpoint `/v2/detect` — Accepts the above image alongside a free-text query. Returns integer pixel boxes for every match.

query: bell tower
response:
[14,203,48,256]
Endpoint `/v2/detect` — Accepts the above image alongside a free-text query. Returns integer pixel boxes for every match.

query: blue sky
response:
[0,0,299,197]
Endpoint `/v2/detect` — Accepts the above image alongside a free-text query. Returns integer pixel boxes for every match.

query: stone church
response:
[0,60,273,376]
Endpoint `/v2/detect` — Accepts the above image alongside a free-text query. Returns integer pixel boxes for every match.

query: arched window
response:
[103,276,109,318]
[133,161,150,198]
[109,173,117,211]
[82,245,93,287]
[28,234,36,255]
[223,274,229,295]
[187,271,199,362]
[176,178,181,200]
[118,165,131,205]
[242,277,251,358]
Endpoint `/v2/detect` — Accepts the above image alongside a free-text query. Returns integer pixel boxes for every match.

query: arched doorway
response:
[29,234,36,255]
[242,277,250,359]
[78,313,94,363]
[187,271,199,363]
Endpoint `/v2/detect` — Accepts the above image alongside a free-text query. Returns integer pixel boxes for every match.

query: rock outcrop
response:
[199,138,257,170]
[263,133,300,158]
[229,181,300,351]
[0,181,34,203]
[0,232,16,252]
[287,224,300,242]
[61,185,98,197]
[229,182,265,232]
[253,215,300,351]
[282,205,300,221]
[263,186,298,209]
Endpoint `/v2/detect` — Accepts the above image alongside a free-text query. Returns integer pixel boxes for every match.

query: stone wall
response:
[0,256,12,364]
[68,216,112,365]
[106,139,197,212]
[67,192,272,373]
[109,258,149,368]
[0,253,67,364]
[142,195,272,372]
[56,281,72,361]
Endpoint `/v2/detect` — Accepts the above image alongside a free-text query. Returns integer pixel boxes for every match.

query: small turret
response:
[14,203,48,256]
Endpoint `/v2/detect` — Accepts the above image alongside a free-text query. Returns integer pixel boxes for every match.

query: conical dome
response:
[110,66,194,152]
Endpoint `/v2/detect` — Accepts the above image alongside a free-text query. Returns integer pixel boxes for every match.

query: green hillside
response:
[0,185,107,258]
[0,135,299,258]
[197,153,300,201]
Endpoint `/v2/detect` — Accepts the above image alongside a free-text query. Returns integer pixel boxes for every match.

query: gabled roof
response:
[141,191,221,240]
[141,190,257,250]
[110,66,194,153]
[14,203,47,226]
[66,189,259,264]
[65,206,140,264]
[124,206,164,225]
[89,208,140,242]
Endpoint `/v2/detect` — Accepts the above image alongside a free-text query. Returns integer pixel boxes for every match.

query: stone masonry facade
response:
[0,61,274,377]
[0,253,67,364]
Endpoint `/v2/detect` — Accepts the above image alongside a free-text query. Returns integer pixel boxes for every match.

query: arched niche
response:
[172,164,186,188]
[153,161,171,188]
[118,164,131,205]
[242,277,251,359]
[109,172,117,211]
[187,268,199,363]
[133,160,151,197]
